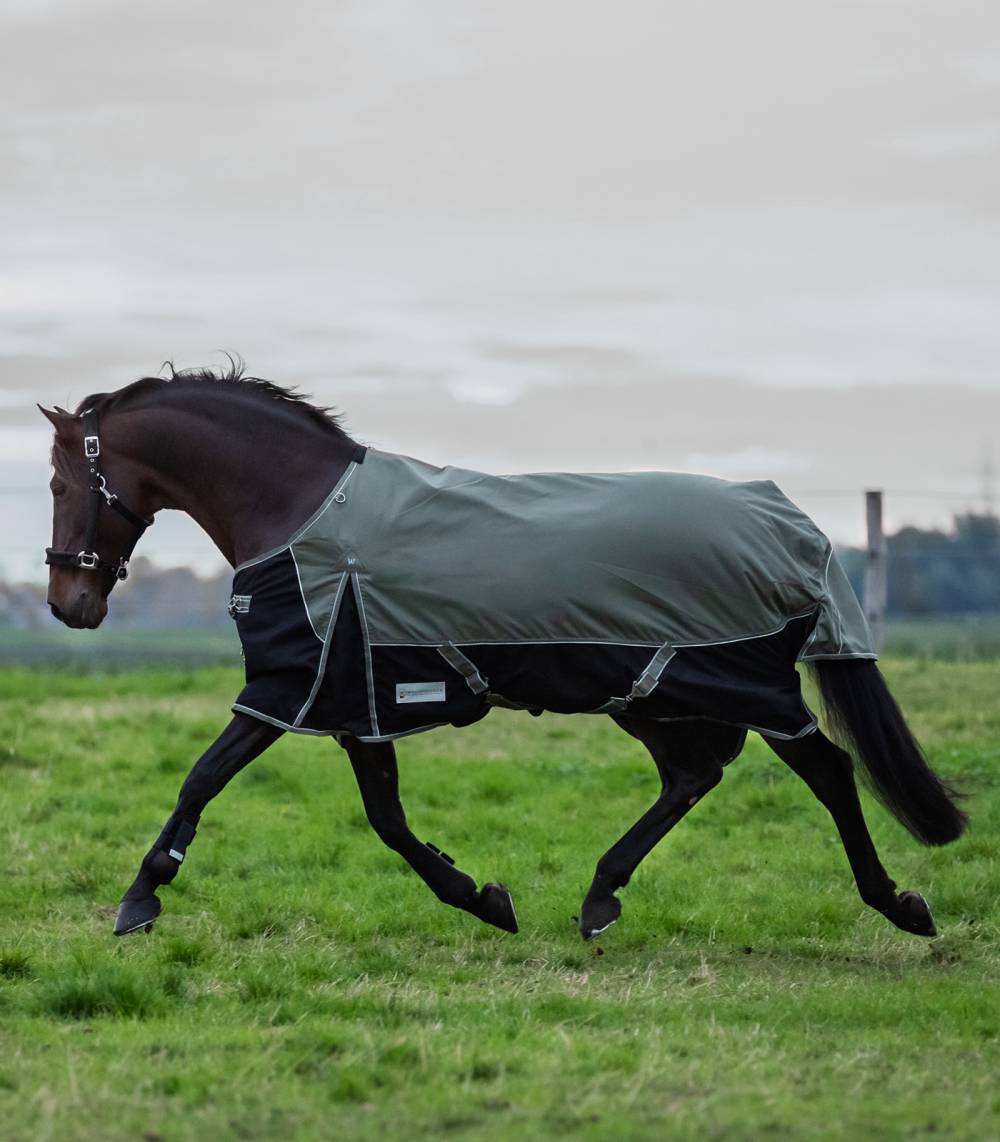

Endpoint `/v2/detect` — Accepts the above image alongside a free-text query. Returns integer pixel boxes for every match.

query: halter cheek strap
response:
[44,408,154,581]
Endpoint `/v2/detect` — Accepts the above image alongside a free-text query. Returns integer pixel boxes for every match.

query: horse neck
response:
[127,400,358,568]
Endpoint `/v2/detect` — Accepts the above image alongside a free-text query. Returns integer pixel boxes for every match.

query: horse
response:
[40,364,967,942]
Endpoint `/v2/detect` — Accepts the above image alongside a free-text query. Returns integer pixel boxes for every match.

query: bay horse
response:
[40,365,966,941]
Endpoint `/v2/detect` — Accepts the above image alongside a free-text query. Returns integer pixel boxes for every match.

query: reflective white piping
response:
[234,461,360,573]
[646,711,819,740]
[369,610,822,653]
[232,705,337,737]
[234,700,818,744]
[373,638,662,649]
[799,546,834,658]
[352,571,380,738]
[665,608,819,650]
[799,652,877,662]
[292,573,348,728]
[291,546,324,643]
[351,722,451,743]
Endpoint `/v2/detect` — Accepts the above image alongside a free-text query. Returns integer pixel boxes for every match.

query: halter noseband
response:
[44,408,154,582]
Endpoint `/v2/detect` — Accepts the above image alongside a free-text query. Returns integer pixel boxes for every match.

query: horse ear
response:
[37,404,73,435]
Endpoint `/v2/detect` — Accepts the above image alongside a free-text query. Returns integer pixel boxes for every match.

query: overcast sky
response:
[2,0,999,581]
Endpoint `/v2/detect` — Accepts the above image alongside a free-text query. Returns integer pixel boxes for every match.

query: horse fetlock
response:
[145,847,182,885]
[156,819,197,868]
[134,819,196,890]
[860,885,898,913]
[591,865,629,893]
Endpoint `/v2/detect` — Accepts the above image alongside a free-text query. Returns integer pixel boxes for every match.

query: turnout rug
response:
[229,449,875,742]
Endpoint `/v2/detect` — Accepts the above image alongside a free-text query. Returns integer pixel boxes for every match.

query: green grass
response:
[4,613,999,671]
[884,615,1000,661]
[1,661,998,1140]
[0,627,241,670]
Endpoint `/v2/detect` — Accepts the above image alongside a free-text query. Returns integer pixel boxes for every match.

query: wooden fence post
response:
[864,490,887,653]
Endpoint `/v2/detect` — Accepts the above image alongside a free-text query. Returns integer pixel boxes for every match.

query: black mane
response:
[74,358,348,438]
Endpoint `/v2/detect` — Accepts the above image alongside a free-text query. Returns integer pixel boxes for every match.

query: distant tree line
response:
[102,557,233,629]
[839,512,1000,616]
[0,558,232,630]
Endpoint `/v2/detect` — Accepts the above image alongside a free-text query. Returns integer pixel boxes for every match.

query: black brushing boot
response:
[114,821,195,936]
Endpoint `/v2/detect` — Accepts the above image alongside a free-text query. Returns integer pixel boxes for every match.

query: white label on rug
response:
[396,681,447,704]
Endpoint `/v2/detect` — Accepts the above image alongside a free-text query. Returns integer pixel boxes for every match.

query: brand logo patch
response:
[228,594,252,618]
[396,681,447,704]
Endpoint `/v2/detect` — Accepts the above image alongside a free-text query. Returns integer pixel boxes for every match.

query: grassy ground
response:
[1,660,998,1140]
[885,616,1000,661]
[0,627,241,670]
[4,613,1000,671]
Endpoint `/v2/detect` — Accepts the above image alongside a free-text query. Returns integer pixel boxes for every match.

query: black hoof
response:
[114,894,162,937]
[885,891,937,938]
[473,883,518,933]
[581,893,621,941]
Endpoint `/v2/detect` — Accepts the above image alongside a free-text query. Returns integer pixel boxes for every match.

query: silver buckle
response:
[78,551,99,570]
[84,435,100,459]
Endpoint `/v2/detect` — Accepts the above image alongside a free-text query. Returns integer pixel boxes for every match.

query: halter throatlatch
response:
[44,408,153,581]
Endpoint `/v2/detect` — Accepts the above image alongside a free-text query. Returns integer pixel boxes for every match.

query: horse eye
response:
[50,482,67,497]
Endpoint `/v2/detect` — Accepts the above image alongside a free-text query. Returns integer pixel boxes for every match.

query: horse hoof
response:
[887,891,937,938]
[581,894,621,941]
[475,883,518,933]
[114,894,162,937]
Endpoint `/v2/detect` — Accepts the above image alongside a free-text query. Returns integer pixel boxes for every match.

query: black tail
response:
[810,659,967,846]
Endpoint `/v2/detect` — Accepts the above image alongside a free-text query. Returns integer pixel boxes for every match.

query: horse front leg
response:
[114,714,283,935]
[341,737,517,933]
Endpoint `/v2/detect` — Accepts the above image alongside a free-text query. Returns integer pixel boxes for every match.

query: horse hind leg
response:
[763,729,937,937]
[580,719,744,941]
[342,737,517,933]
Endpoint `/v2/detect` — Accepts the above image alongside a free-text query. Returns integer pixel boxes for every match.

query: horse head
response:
[40,403,154,629]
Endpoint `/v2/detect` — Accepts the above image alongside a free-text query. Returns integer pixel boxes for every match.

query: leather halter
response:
[44,408,154,581]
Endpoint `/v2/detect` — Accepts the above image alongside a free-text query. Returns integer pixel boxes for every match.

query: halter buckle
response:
[116,560,130,582]
[78,551,100,570]
[84,435,100,459]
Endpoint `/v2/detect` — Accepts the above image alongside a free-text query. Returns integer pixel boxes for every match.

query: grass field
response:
[1,660,998,1140]
[4,613,1000,671]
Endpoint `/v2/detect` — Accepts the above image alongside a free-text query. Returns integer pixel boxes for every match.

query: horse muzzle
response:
[48,590,108,630]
